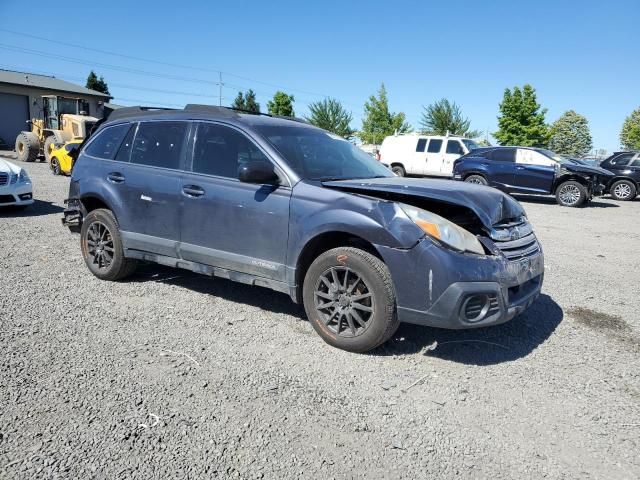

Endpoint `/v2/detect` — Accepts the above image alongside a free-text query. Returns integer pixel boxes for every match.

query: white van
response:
[379,134,480,177]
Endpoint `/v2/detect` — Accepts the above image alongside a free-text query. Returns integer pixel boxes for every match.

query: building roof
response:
[0,69,111,99]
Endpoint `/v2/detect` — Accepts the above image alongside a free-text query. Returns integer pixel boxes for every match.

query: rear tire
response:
[609,180,636,201]
[302,247,399,353]
[391,164,406,177]
[556,180,587,207]
[80,209,138,281]
[15,132,39,162]
[464,174,488,185]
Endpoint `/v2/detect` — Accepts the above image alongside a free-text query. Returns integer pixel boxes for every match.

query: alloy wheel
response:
[559,184,581,205]
[314,266,374,338]
[613,183,632,199]
[86,221,115,269]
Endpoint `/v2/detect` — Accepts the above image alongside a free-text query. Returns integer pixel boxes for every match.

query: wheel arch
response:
[293,231,383,303]
[552,174,589,193]
[609,176,639,189]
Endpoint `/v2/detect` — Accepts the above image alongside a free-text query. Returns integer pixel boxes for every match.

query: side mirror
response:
[238,161,279,185]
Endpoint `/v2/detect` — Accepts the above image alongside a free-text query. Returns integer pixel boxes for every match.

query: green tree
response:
[305,98,354,138]
[620,107,640,150]
[360,83,411,145]
[232,89,260,113]
[267,91,295,117]
[420,98,480,137]
[494,84,549,147]
[548,110,593,156]
[85,70,110,95]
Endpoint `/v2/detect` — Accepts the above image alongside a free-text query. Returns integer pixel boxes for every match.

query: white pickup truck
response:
[379,134,480,177]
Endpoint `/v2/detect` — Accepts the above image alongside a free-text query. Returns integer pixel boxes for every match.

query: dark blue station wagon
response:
[63,105,544,352]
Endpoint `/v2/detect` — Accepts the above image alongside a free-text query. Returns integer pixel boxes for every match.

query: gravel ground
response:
[1,161,639,479]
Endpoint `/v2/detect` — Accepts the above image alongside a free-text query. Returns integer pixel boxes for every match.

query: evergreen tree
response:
[267,91,295,117]
[494,84,548,147]
[305,98,354,138]
[86,70,110,95]
[232,89,260,113]
[548,110,593,156]
[360,83,411,145]
[420,98,479,137]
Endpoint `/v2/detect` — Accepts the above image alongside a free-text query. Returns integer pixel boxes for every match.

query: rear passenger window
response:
[84,124,130,159]
[131,122,187,169]
[192,123,269,178]
[427,139,442,153]
[631,156,640,167]
[446,140,464,155]
[416,138,427,152]
[490,149,516,162]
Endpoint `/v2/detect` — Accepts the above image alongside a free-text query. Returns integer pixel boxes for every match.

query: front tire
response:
[50,156,62,175]
[302,247,399,353]
[391,164,406,177]
[464,174,488,185]
[556,180,587,207]
[15,132,39,162]
[610,180,636,201]
[80,209,138,281]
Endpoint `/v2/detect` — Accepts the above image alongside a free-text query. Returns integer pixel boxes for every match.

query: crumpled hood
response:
[564,162,614,177]
[322,177,524,228]
[0,158,21,174]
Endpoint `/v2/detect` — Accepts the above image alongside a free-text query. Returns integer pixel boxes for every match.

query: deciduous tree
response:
[360,83,411,145]
[494,84,548,147]
[620,107,640,150]
[548,110,593,156]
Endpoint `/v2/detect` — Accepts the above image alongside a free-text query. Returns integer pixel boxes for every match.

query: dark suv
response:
[453,146,614,207]
[599,151,640,201]
[63,105,544,352]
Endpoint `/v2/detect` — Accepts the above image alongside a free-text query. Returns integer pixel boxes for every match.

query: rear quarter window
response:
[84,124,131,160]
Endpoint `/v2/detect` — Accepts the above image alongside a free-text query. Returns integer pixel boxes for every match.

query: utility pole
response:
[218,72,223,106]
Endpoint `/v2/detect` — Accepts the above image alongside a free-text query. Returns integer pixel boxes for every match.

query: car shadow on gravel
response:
[127,264,307,318]
[0,200,64,217]
[512,194,619,208]
[372,294,563,365]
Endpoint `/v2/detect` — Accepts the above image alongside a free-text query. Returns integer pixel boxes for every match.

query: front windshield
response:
[539,149,570,164]
[461,139,480,151]
[255,125,393,181]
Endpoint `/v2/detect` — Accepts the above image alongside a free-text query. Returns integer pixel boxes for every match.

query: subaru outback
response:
[63,105,544,352]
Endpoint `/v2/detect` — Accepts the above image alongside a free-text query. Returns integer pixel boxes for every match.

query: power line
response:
[0,29,354,103]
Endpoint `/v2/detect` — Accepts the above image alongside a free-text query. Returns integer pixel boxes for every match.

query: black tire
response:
[302,247,399,353]
[609,180,636,201]
[80,208,138,281]
[555,180,587,207]
[391,164,406,177]
[44,135,59,163]
[464,174,488,185]
[15,132,39,162]
[50,156,62,175]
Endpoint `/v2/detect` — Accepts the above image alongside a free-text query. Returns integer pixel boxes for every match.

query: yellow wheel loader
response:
[15,95,99,163]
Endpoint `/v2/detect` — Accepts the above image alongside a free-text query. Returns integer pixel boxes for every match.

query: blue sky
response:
[1,0,638,152]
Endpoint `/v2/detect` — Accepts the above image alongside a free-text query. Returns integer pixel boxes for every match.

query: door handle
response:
[107,172,125,183]
[182,185,205,197]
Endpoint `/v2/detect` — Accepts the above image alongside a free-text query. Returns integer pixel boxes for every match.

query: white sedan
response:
[0,158,33,208]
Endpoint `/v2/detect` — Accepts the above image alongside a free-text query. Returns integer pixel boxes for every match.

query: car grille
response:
[0,172,7,186]
[488,218,541,260]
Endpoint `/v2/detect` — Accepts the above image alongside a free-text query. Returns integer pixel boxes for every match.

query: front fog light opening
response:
[461,294,491,323]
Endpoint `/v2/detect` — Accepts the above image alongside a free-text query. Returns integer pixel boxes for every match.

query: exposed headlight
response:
[18,169,30,184]
[399,203,485,255]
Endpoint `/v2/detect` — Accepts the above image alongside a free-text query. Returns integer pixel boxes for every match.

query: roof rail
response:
[106,103,310,124]
[106,105,175,121]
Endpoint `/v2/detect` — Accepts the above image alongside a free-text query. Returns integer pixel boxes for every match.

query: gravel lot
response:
[1,161,639,479]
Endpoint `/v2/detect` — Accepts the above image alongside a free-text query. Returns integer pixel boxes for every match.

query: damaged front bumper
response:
[62,198,84,233]
[375,236,544,329]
